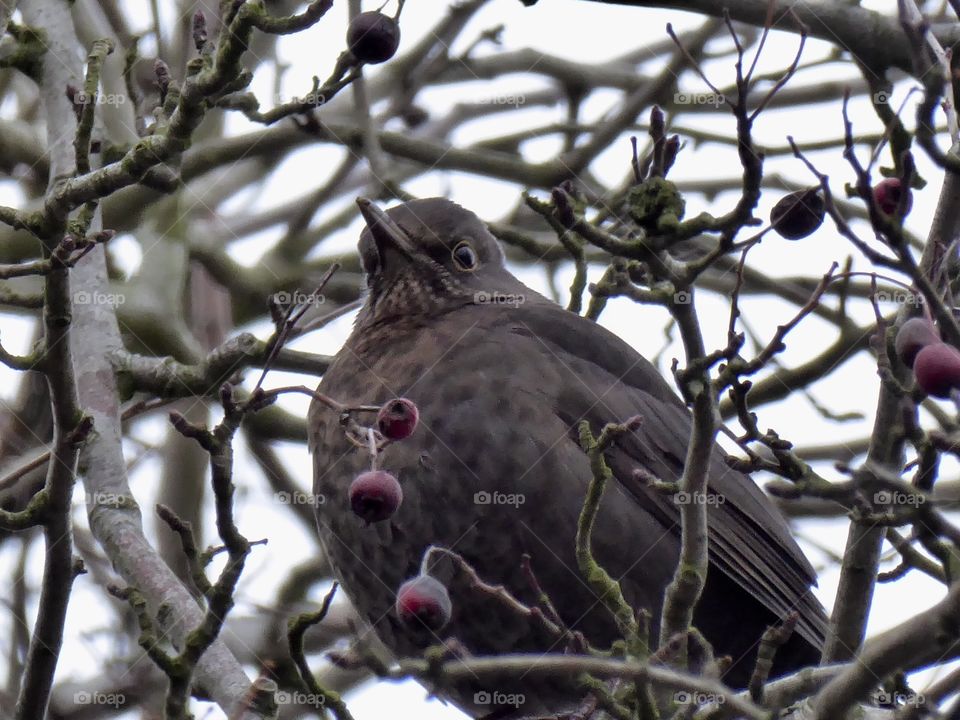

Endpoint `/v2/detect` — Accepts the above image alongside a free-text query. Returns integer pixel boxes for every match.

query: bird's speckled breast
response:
[314,317,534,634]
[310,310,596,717]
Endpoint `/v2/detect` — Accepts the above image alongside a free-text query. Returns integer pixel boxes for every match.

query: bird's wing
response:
[505,302,828,648]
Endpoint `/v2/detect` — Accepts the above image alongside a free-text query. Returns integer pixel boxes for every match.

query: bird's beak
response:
[356,197,417,260]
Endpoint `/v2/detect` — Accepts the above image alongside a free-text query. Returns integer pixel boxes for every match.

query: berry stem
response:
[367,427,381,468]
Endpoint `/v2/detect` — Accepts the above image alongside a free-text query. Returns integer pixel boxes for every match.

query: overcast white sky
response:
[1,1,957,718]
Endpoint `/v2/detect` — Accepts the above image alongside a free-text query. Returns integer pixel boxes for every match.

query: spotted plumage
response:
[310,197,827,719]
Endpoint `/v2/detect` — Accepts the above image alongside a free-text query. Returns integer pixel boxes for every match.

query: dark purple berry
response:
[395,575,452,631]
[913,342,960,398]
[349,470,402,523]
[377,398,419,441]
[770,188,825,240]
[401,104,428,128]
[347,11,400,65]
[874,178,912,217]
[895,317,939,369]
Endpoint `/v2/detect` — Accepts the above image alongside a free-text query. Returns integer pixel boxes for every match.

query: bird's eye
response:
[451,241,478,271]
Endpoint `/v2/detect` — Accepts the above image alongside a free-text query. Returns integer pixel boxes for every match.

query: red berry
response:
[895,317,939,368]
[349,470,402,523]
[395,575,452,631]
[874,178,912,217]
[347,11,400,64]
[913,343,960,398]
[377,398,419,441]
[770,188,825,240]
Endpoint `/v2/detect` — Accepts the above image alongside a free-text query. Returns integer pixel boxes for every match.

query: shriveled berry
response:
[395,575,452,631]
[401,104,428,128]
[895,317,939,369]
[770,188,824,240]
[874,178,912,217]
[349,470,402,523]
[347,11,400,64]
[913,342,960,398]
[377,398,419,441]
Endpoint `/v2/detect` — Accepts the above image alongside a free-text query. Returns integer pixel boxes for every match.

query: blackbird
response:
[310,197,827,719]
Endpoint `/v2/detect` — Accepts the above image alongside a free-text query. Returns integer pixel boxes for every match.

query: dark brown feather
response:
[311,198,826,717]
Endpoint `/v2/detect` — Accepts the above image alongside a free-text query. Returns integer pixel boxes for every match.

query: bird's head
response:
[354,197,514,327]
